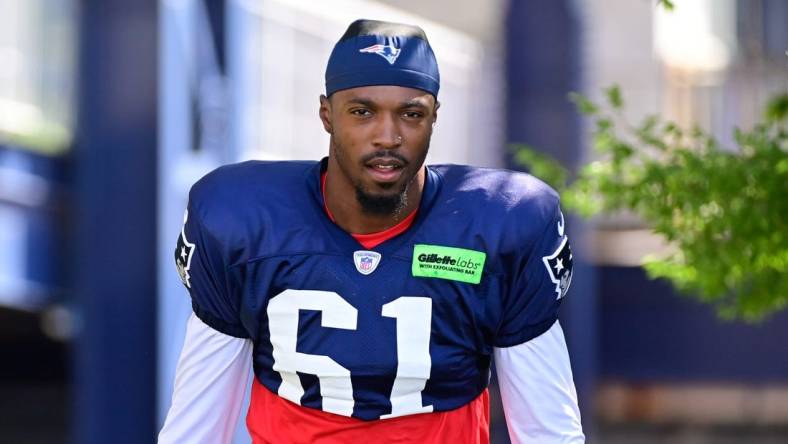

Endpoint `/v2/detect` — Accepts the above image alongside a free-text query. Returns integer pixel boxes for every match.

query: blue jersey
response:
[174,158,573,421]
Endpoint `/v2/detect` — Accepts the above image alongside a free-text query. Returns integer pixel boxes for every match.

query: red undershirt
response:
[244,172,490,444]
[320,172,419,249]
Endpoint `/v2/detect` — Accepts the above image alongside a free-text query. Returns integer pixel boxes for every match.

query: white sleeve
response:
[493,321,585,444]
[158,312,253,444]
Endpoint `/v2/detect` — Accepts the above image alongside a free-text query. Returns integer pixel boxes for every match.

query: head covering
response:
[325,19,440,98]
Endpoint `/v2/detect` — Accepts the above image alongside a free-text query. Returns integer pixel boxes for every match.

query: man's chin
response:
[355,186,407,216]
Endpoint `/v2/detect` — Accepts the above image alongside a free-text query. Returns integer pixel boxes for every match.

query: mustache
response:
[360,150,409,165]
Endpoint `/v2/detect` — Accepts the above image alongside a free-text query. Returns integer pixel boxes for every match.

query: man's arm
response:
[493,321,585,444]
[158,312,253,444]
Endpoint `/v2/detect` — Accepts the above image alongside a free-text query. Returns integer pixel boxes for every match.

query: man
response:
[160,19,584,444]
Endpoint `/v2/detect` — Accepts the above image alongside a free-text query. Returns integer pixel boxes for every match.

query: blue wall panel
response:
[505,0,596,431]
[73,1,158,443]
[598,266,788,383]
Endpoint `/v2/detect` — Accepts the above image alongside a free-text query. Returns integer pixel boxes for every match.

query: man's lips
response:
[365,158,405,182]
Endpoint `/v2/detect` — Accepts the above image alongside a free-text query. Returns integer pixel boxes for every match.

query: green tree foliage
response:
[657,0,675,11]
[514,88,788,321]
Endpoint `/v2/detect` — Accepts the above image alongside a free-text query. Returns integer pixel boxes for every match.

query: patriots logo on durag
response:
[353,250,382,275]
[359,43,401,65]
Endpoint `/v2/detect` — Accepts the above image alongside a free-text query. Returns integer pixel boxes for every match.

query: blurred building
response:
[0,0,76,442]
[0,0,785,443]
[580,1,788,443]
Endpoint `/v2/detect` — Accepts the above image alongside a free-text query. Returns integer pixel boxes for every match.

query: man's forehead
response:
[331,85,435,107]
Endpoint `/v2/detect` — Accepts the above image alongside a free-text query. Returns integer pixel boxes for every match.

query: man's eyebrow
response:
[400,100,430,110]
[342,97,431,109]
[345,98,376,108]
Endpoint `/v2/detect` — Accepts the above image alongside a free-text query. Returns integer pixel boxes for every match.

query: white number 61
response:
[267,289,433,419]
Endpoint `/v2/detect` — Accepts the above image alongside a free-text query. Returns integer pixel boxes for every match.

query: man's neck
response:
[324,161,424,235]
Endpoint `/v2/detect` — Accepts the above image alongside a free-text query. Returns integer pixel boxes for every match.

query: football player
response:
[160,19,584,444]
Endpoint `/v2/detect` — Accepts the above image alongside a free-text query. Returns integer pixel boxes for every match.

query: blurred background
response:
[0,0,786,442]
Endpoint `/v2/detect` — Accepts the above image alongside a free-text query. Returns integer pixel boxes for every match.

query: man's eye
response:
[403,111,423,119]
[351,109,371,116]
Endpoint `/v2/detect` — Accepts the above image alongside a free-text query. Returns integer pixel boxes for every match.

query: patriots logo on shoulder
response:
[359,43,401,65]
[542,235,573,300]
[175,210,196,288]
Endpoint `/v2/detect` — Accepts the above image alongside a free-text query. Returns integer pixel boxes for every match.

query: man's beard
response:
[355,180,410,217]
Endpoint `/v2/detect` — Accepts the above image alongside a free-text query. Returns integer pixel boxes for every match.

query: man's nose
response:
[372,114,403,149]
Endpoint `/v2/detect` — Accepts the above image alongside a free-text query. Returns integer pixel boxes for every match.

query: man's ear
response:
[432,100,440,126]
[319,94,333,134]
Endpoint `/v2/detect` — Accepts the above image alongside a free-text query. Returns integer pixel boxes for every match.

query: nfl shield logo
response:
[353,250,382,275]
